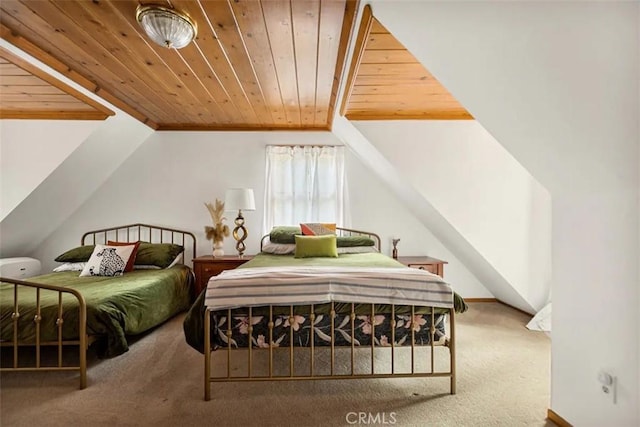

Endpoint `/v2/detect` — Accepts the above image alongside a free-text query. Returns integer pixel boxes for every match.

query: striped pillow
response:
[300,223,336,236]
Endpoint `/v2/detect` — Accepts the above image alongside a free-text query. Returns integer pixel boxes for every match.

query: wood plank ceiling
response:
[341,6,472,120]
[0,0,357,130]
[0,47,113,120]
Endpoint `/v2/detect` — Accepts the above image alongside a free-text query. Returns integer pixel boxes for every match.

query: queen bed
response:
[183,226,466,400]
[0,224,196,388]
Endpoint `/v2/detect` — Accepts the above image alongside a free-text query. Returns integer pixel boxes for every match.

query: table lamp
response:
[224,188,255,258]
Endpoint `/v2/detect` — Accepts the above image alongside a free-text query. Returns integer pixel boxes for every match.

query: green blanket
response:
[1,266,193,357]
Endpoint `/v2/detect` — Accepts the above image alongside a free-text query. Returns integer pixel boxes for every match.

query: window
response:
[263,146,346,232]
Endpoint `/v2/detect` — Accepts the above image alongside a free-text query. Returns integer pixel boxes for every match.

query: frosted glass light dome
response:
[136,5,196,49]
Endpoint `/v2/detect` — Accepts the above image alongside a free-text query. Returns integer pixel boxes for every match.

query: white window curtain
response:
[263,146,346,233]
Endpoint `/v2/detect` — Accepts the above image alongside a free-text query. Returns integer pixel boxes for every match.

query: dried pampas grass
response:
[204,199,230,243]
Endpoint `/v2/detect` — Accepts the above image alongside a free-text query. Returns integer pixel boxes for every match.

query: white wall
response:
[369,1,639,425]
[31,130,490,298]
[0,120,100,220]
[354,120,551,311]
[0,114,154,257]
[346,149,491,298]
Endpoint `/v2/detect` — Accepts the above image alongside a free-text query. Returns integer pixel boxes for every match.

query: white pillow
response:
[337,246,377,254]
[167,252,183,268]
[53,262,86,272]
[79,244,136,277]
[261,240,295,255]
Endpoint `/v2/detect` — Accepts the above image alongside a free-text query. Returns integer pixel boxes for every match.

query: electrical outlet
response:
[598,371,617,404]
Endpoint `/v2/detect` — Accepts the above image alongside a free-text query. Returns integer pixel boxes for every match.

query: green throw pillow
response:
[294,235,338,258]
[336,236,375,247]
[55,245,96,263]
[270,226,302,244]
[134,243,184,268]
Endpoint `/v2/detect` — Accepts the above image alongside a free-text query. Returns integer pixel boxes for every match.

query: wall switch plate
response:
[598,371,617,404]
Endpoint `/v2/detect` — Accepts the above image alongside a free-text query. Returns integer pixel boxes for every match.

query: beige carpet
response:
[0,303,553,427]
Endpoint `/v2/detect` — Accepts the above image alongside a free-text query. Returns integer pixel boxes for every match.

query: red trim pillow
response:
[300,223,336,236]
[106,240,141,272]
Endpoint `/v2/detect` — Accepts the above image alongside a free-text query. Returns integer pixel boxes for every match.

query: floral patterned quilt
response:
[211,306,447,349]
[184,292,457,353]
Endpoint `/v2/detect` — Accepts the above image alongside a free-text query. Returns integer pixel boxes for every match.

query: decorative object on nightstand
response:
[391,238,400,259]
[192,255,254,295]
[225,188,256,258]
[204,198,230,258]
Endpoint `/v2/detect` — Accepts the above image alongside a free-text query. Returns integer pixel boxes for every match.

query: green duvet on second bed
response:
[1,266,193,357]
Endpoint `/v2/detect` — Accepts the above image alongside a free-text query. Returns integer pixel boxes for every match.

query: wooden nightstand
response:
[396,256,447,277]
[193,255,254,295]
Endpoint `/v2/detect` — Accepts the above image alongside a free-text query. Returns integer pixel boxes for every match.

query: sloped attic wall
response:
[0,120,100,220]
[368,1,639,425]
[333,117,539,313]
[354,120,551,312]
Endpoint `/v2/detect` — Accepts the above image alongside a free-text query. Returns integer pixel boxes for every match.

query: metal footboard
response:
[0,277,88,389]
[204,303,456,400]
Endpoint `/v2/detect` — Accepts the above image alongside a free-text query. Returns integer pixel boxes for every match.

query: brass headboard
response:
[260,226,381,252]
[81,223,196,266]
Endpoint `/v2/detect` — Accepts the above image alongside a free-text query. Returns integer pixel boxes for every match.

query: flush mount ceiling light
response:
[136,4,197,49]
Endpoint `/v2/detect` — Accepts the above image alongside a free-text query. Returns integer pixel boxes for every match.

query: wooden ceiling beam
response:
[339,3,371,117]
[0,109,111,120]
[346,111,474,120]
[325,0,358,128]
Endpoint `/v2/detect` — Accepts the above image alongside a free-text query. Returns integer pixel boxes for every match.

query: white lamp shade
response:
[225,188,256,212]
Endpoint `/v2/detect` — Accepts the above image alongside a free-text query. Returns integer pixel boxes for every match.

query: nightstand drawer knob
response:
[418,266,425,270]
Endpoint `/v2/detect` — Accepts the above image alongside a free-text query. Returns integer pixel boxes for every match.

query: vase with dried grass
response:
[204,199,230,258]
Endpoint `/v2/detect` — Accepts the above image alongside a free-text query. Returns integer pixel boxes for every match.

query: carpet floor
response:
[0,302,552,427]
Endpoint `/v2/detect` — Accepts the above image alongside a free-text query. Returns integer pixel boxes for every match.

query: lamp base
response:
[233,210,248,257]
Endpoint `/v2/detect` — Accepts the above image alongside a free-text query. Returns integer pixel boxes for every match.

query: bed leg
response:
[449,308,456,395]
[78,294,87,390]
[204,308,211,401]
[79,341,87,390]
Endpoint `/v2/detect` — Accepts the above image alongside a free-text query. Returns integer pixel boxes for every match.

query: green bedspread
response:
[1,266,193,357]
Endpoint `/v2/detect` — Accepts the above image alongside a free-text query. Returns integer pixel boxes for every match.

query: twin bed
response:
[0,224,195,388]
[1,224,465,399]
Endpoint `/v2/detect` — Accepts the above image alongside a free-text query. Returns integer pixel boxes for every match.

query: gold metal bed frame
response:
[204,227,456,400]
[0,223,196,389]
